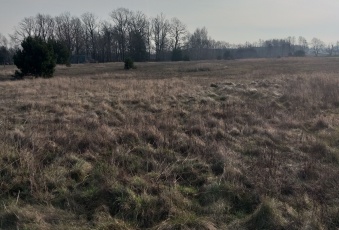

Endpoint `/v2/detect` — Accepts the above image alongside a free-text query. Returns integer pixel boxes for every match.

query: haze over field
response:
[1,0,339,44]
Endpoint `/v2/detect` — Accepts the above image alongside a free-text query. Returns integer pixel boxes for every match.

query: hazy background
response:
[1,0,338,44]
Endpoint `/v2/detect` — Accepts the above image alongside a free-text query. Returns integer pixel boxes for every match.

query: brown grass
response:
[0,57,339,229]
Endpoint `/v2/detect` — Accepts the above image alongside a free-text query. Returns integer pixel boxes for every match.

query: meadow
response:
[0,57,339,229]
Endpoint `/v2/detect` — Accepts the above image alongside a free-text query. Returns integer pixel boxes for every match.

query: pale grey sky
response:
[1,0,338,44]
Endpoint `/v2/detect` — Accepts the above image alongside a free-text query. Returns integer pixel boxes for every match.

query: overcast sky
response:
[1,0,338,44]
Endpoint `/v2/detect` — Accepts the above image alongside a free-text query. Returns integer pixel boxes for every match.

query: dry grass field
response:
[1,57,339,229]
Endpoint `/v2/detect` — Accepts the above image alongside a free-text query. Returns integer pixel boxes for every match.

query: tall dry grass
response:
[0,58,339,229]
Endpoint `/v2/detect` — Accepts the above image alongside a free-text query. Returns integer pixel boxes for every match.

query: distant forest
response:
[1,8,339,64]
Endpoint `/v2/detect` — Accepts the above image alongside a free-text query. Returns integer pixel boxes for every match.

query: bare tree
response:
[286,36,296,54]
[152,13,171,61]
[0,33,9,65]
[72,17,85,59]
[55,13,78,54]
[209,40,231,59]
[128,11,149,61]
[326,43,334,56]
[298,36,308,51]
[98,21,115,62]
[11,16,37,44]
[35,14,55,41]
[0,34,8,48]
[81,12,98,60]
[145,21,152,61]
[129,11,148,37]
[110,8,131,61]
[170,17,187,51]
[336,41,339,56]
[311,38,325,56]
[188,27,210,60]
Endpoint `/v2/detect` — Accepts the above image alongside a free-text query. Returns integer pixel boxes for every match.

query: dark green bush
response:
[124,57,135,70]
[48,39,70,65]
[13,36,56,78]
[0,46,10,64]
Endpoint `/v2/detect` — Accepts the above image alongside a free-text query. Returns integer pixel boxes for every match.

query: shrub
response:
[124,57,135,70]
[171,48,183,61]
[12,70,24,79]
[294,50,306,57]
[183,55,190,61]
[13,36,56,78]
[48,39,70,65]
[128,31,148,62]
[0,46,10,64]
[223,50,233,60]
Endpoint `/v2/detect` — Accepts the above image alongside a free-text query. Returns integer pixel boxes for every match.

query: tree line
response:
[1,8,339,65]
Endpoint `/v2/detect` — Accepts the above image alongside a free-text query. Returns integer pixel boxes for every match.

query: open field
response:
[1,57,339,229]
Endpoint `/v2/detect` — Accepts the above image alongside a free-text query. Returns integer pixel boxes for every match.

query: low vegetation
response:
[0,57,339,229]
[13,37,56,78]
[124,58,135,70]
